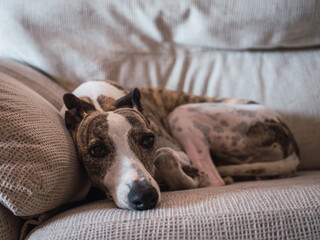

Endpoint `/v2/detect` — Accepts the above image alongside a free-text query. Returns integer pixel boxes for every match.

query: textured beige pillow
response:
[0,73,89,217]
[0,204,22,240]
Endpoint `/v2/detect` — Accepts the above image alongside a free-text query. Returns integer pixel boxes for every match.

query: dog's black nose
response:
[128,180,159,210]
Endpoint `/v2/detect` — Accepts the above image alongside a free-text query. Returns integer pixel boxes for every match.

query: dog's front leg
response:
[154,147,208,190]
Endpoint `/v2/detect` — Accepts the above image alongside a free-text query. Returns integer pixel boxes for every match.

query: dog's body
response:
[61,81,299,210]
[168,103,299,181]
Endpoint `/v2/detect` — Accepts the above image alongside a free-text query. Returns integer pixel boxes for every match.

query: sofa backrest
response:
[1,0,320,88]
[0,0,319,170]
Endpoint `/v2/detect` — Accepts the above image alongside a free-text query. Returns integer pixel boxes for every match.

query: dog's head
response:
[63,89,160,210]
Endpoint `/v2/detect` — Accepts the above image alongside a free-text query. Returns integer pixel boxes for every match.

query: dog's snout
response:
[128,180,159,210]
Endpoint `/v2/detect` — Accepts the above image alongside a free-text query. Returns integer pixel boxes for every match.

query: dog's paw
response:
[181,165,212,188]
[154,147,200,190]
[154,147,181,171]
[223,176,234,185]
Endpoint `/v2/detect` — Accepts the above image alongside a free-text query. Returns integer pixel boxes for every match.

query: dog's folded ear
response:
[115,88,143,112]
[63,93,95,132]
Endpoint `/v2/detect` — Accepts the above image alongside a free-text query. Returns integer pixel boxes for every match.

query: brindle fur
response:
[63,81,299,198]
[137,88,249,150]
[168,102,300,182]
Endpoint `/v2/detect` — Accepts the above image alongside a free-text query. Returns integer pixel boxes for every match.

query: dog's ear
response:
[63,93,95,132]
[115,88,143,112]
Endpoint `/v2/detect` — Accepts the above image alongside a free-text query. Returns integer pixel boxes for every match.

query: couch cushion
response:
[0,73,90,217]
[26,171,320,240]
[0,59,67,110]
[0,204,22,240]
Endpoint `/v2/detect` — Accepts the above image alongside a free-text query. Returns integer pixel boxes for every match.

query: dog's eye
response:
[89,144,108,158]
[140,134,155,149]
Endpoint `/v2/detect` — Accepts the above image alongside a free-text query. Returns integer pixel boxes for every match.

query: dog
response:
[61,80,299,210]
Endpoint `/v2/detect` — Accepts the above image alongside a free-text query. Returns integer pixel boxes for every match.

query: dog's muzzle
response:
[128,180,159,210]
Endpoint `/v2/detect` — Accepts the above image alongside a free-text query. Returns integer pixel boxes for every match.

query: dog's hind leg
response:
[216,152,299,178]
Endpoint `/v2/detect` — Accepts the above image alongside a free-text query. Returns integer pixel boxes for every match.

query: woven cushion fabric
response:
[26,171,320,240]
[0,204,22,240]
[0,59,67,110]
[0,73,90,217]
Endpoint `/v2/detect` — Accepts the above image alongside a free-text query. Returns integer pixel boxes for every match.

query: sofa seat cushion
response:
[27,171,320,240]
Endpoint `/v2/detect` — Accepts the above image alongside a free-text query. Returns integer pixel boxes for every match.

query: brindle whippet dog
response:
[61,81,299,210]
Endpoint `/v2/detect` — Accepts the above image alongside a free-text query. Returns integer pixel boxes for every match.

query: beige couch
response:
[0,1,320,239]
